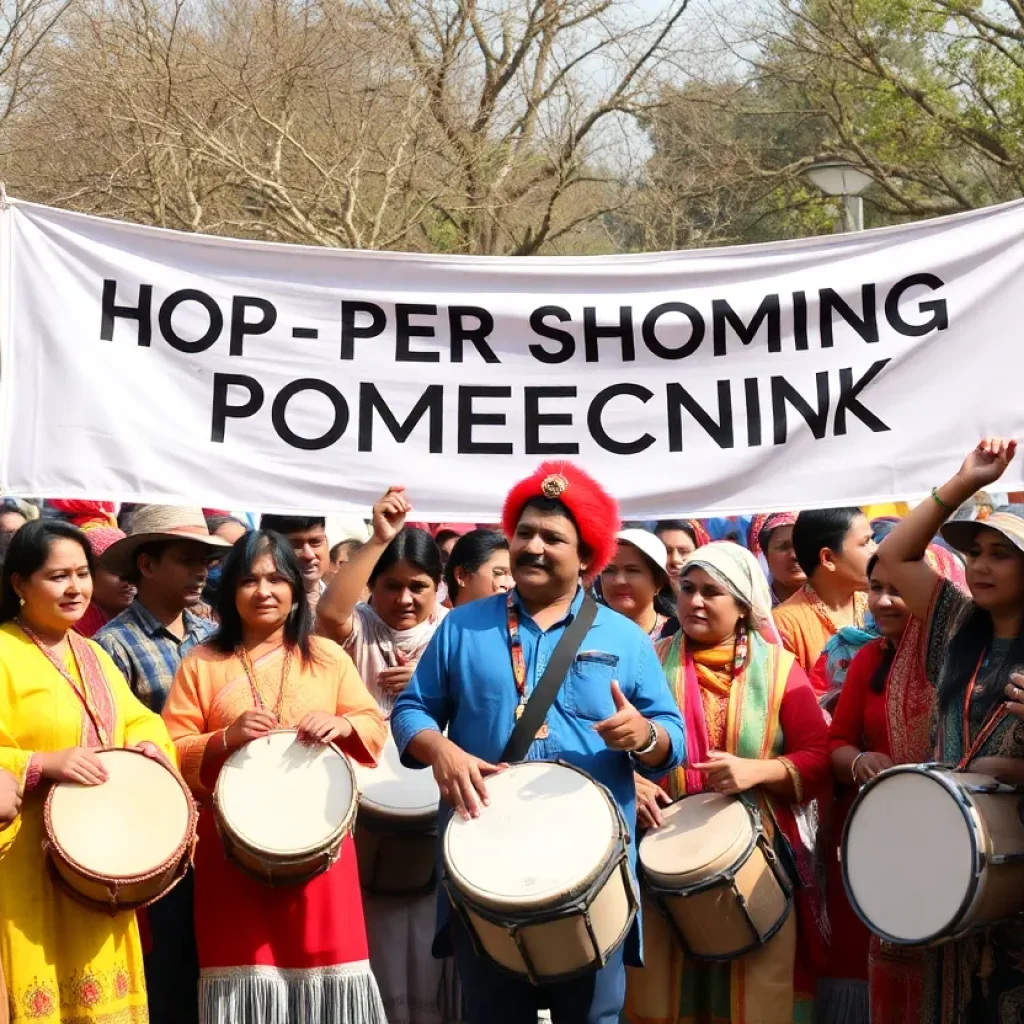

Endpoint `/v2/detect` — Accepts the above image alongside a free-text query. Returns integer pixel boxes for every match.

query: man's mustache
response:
[515,554,550,570]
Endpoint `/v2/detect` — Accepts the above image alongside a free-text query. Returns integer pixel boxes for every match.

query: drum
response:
[44,747,197,911]
[443,760,636,985]
[638,792,792,961]
[214,729,357,886]
[352,729,439,894]
[843,765,1024,945]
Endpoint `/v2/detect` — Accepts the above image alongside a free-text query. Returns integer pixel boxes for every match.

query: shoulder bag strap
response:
[500,591,599,763]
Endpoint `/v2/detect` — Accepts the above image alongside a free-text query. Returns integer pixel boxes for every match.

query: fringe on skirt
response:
[199,959,387,1024]
[815,977,868,1024]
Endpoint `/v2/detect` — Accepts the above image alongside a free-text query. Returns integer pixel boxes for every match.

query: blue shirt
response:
[95,601,216,713]
[391,587,686,965]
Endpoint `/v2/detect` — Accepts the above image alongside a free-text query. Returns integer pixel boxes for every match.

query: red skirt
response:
[193,808,369,970]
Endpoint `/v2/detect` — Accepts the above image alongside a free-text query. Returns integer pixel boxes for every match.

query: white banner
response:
[2,198,1024,519]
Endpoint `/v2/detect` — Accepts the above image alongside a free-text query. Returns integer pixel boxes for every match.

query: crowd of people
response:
[0,438,1021,1024]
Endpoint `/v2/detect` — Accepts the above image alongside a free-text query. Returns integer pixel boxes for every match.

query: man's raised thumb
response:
[610,681,629,709]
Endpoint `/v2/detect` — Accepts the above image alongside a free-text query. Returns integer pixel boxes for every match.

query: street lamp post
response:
[805,158,874,233]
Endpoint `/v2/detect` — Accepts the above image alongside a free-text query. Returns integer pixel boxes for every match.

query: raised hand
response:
[372,486,411,545]
[957,437,1017,492]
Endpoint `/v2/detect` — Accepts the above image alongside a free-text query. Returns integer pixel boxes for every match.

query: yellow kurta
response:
[0,622,175,1024]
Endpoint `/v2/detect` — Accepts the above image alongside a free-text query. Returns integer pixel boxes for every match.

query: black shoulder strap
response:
[500,591,599,763]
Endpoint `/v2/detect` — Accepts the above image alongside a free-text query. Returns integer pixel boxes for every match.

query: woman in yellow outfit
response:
[0,519,175,1024]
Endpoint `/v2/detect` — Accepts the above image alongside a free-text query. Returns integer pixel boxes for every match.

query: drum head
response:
[217,731,355,857]
[444,761,618,910]
[844,768,975,943]
[352,729,439,818]
[640,793,752,886]
[48,749,190,877]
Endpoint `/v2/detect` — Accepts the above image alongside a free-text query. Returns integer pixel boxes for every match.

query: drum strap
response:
[500,592,598,763]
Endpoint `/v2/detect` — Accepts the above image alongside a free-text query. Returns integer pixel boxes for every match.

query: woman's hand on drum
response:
[224,709,278,750]
[1004,673,1024,720]
[432,738,507,820]
[852,751,894,785]
[297,712,353,745]
[36,747,109,786]
[635,773,671,830]
[691,752,766,795]
[0,769,21,823]
[131,741,174,771]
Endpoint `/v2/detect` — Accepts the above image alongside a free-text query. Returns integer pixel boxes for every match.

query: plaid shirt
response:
[95,601,216,713]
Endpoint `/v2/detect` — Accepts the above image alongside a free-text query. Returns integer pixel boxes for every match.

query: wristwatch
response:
[631,721,659,758]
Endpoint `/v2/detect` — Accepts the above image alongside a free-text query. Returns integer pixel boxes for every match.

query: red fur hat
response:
[501,461,620,577]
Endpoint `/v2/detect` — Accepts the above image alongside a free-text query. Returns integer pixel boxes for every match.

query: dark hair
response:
[206,515,247,534]
[864,555,891,694]
[369,528,442,587]
[0,520,95,623]
[117,503,141,533]
[792,508,864,579]
[124,540,173,585]
[0,531,13,575]
[208,531,315,663]
[258,515,326,535]
[936,519,1024,718]
[330,539,363,563]
[655,519,699,546]
[444,530,508,596]
[518,497,591,557]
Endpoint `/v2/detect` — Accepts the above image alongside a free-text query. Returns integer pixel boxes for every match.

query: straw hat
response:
[941,507,1024,557]
[101,505,233,577]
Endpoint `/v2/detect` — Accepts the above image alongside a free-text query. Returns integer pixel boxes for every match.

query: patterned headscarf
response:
[747,511,798,558]
[84,527,126,560]
[681,542,779,644]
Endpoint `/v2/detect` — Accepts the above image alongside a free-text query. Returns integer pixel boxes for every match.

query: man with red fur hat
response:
[392,461,685,1024]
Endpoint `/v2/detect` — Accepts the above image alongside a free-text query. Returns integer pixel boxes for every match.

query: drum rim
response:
[841,763,982,946]
[638,792,756,887]
[442,759,626,912]
[214,728,358,858]
[44,746,198,885]
[356,801,438,830]
[352,728,440,818]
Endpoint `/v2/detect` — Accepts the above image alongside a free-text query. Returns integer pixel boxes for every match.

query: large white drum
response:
[843,765,1024,945]
[214,729,357,886]
[352,729,440,894]
[45,747,198,910]
[639,792,791,960]
[443,760,636,984]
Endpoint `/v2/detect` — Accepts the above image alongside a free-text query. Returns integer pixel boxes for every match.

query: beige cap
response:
[616,529,670,586]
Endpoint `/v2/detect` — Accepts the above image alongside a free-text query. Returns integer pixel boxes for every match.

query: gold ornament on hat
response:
[541,474,569,498]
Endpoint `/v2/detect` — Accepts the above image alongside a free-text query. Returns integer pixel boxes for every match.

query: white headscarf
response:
[680,541,779,643]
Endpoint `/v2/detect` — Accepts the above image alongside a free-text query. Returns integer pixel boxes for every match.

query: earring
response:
[18,597,24,608]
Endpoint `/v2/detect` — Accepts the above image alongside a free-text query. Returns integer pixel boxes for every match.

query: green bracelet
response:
[931,487,952,511]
